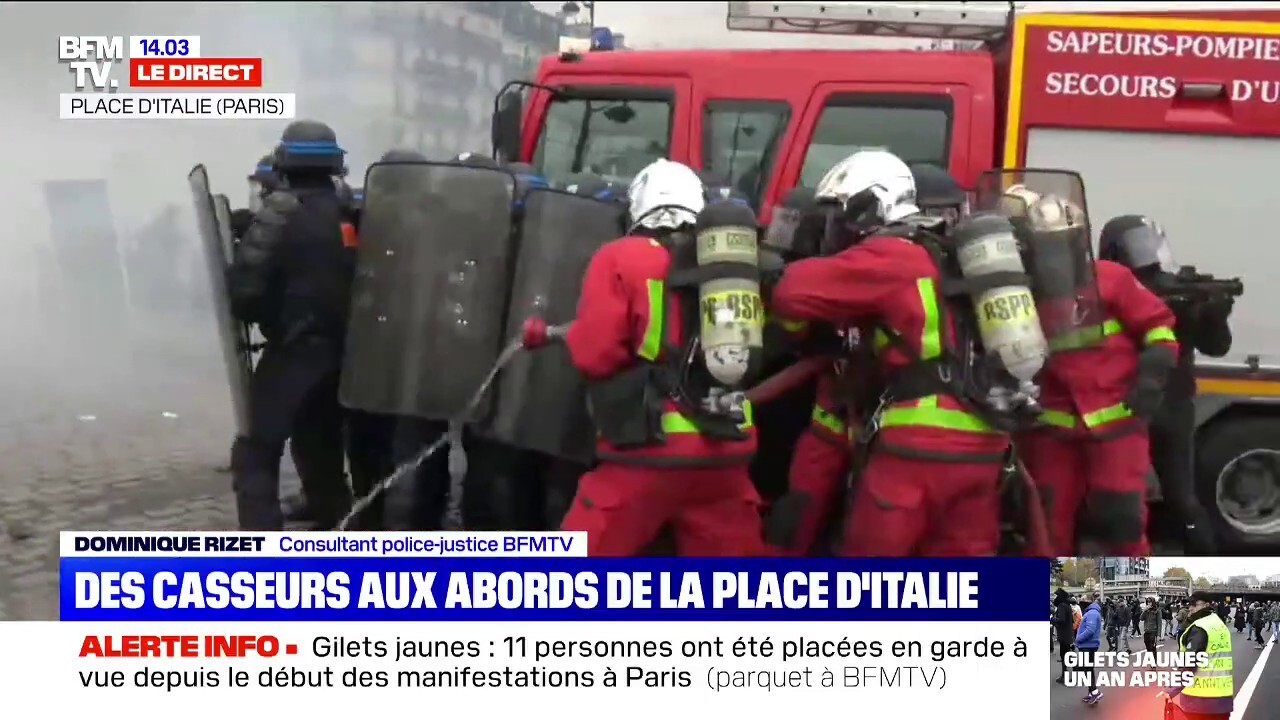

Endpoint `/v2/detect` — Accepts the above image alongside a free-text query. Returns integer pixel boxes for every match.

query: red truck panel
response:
[1005,13,1280,165]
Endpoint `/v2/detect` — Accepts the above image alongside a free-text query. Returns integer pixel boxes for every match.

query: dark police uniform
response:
[1100,215,1233,554]
[226,120,355,530]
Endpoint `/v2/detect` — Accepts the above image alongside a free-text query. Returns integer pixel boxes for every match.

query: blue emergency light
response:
[590,27,614,51]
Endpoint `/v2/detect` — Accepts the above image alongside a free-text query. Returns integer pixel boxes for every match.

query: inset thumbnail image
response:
[1050,557,1279,719]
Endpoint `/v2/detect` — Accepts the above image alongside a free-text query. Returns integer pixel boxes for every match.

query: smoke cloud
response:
[0,2,398,409]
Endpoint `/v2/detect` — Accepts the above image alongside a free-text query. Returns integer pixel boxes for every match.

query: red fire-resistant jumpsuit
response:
[771,235,1010,557]
[558,235,764,557]
[774,370,853,556]
[1017,259,1178,556]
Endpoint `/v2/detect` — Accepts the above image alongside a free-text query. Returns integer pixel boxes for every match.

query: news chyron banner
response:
[58,35,294,120]
[20,532,1047,718]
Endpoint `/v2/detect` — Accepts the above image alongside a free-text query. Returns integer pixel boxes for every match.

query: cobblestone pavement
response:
[0,320,297,620]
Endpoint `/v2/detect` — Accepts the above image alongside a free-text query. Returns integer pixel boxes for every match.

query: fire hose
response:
[337,318,1054,559]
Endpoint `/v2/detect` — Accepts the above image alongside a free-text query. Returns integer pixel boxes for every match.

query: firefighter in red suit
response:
[767,360,857,556]
[523,159,763,557]
[767,165,974,556]
[1008,193,1179,556]
[769,150,1012,557]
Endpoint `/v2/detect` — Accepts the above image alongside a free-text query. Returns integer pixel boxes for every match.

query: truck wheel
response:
[1196,417,1280,548]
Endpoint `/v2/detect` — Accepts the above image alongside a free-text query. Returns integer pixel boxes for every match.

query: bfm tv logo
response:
[58,35,263,91]
[59,36,124,90]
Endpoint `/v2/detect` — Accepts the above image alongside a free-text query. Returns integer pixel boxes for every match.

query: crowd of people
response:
[1052,587,1275,715]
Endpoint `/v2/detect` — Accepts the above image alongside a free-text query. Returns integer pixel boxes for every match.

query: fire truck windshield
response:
[532,95,672,185]
[797,98,952,188]
[703,101,790,208]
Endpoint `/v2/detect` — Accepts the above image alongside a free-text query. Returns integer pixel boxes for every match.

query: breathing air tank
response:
[951,213,1048,382]
[693,200,765,387]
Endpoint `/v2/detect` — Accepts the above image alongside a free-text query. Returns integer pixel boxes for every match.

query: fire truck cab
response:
[491,1,1280,548]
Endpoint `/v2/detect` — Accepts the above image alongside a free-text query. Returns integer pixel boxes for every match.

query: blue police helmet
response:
[249,154,276,182]
[274,119,345,175]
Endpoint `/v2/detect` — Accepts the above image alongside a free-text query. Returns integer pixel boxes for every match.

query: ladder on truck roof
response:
[725,1,1018,44]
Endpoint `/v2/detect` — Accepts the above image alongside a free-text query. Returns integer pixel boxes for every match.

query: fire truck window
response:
[703,102,790,208]
[799,101,951,189]
[533,96,672,185]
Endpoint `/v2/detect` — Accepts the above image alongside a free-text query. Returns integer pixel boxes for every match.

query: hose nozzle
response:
[522,316,571,349]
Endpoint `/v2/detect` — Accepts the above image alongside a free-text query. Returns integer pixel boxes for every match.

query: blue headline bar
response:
[60,557,1048,622]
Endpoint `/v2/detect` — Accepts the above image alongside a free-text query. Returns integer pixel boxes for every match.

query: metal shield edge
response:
[480,187,626,462]
[213,192,258,398]
[187,165,252,435]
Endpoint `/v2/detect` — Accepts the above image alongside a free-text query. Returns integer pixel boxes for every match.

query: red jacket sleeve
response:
[1101,260,1179,355]
[770,238,907,325]
[565,243,636,379]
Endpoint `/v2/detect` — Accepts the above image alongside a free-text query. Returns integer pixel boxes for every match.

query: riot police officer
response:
[338,149,425,529]
[226,120,355,530]
[368,148,460,530]
[910,162,968,224]
[231,155,279,240]
[226,153,340,528]
[1100,215,1234,554]
[380,151,554,531]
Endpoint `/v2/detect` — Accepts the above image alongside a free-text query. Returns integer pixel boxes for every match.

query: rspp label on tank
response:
[701,290,765,329]
[977,290,1038,331]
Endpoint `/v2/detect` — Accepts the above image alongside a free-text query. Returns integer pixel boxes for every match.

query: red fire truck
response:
[492,1,1280,548]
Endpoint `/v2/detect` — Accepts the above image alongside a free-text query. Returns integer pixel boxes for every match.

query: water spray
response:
[336,321,569,531]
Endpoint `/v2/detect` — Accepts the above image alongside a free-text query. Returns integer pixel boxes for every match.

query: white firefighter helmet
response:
[814,149,920,224]
[627,158,706,231]
[1000,185,1086,233]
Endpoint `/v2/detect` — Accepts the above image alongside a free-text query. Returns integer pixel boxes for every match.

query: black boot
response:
[282,492,312,522]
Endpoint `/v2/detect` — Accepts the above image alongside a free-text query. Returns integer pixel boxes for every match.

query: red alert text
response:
[130,58,262,88]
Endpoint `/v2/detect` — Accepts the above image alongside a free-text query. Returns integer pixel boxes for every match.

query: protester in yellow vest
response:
[1167,591,1233,720]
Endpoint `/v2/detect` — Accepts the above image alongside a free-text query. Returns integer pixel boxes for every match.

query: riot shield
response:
[763,187,816,255]
[479,188,626,463]
[212,194,237,265]
[975,168,1104,353]
[340,161,517,420]
[187,165,252,435]
[214,193,258,376]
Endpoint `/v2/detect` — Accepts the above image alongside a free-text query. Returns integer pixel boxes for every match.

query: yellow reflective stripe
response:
[879,394,999,434]
[638,279,664,361]
[811,404,846,434]
[873,328,891,352]
[1082,402,1132,427]
[1145,326,1176,345]
[660,402,755,434]
[776,317,808,333]
[1038,402,1132,429]
[873,279,940,357]
[1046,318,1123,352]
[1038,409,1077,428]
[917,278,942,360]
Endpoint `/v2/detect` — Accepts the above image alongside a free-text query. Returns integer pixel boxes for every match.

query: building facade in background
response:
[1226,575,1262,588]
[300,2,560,163]
[1095,557,1151,582]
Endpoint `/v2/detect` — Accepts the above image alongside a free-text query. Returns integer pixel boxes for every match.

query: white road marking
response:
[1230,636,1275,720]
